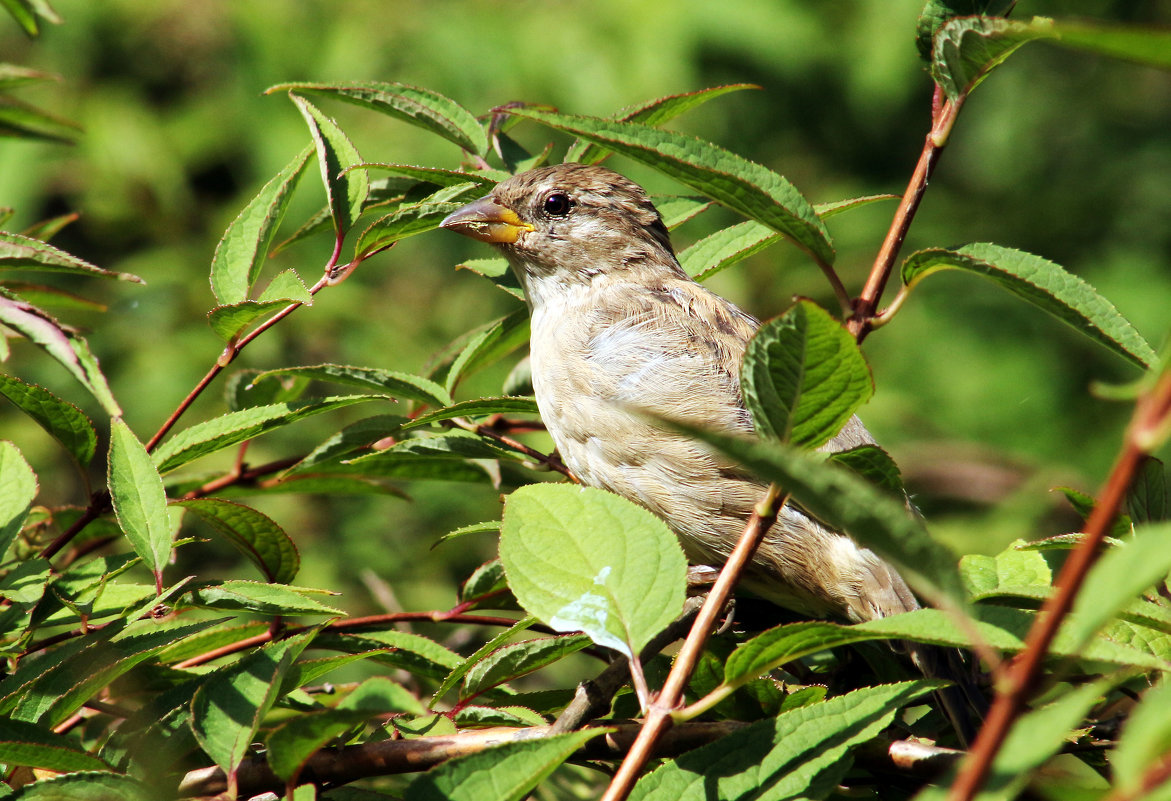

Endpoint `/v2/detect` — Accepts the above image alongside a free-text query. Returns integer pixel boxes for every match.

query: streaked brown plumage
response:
[441,162,920,624]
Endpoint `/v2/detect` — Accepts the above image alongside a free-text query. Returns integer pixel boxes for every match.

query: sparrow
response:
[441,162,920,624]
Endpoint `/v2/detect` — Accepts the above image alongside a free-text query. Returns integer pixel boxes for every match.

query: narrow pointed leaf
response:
[253,364,452,407]
[360,163,495,187]
[190,632,314,775]
[210,145,313,304]
[401,396,539,431]
[444,307,530,395]
[463,634,591,697]
[19,210,78,241]
[433,617,535,703]
[152,394,386,474]
[274,81,488,155]
[503,106,833,264]
[178,499,300,583]
[0,232,140,281]
[902,243,1155,368]
[188,580,343,616]
[741,300,873,448]
[0,440,36,556]
[828,444,905,497]
[290,94,367,236]
[0,293,122,415]
[1062,522,1171,651]
[0,94,78,143]
[666,423,964,607]
[680,220,779,280]
[355,200,462,259]
[405,728,604,801]
[108,418,173,579]
[567,84,758,165]
[629,681,939,801]
[501,483,687,660]
[0,718,110,772]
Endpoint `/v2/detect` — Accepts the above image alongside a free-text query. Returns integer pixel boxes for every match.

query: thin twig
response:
[948,366,1171,801]
[601,485,786,801]
[849,87,964,342]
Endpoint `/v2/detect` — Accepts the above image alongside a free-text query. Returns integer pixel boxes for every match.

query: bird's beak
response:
[440,196,533,244]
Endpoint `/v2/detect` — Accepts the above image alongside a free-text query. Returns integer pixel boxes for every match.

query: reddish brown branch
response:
[600,485,786,801]
[948,366,1171,801]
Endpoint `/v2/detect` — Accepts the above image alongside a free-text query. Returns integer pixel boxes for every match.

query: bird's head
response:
[440,164,682,291]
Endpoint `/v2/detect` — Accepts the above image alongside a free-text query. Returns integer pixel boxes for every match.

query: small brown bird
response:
[441,163,921,625]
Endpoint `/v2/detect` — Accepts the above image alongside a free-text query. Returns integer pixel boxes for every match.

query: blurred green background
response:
[1,0,1169,614]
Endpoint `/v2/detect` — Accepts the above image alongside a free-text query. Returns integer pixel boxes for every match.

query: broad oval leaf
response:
[0,441,37,557]
[210,145,313,304]
[289,94,367,237]
[0,374,97,465]
[404,728,604,801]
[901,243,1156,368]
[500,483,687,660]
[108,418,173,582]
[273,81,489,156]
[178,498,301,583]
[915,1,1016,61]
[502,106,833,265]
[151,394,387,474]
[741,299,873,448]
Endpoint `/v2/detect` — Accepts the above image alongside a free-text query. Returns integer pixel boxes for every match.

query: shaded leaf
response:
[178,499,300,583]
[0,717,110,772]
[0,93,78,143]
[5,772,151,800]
[463,634,591,697]
[187,580,343,616]
[827,445,905,497]
[402,396,539,431]
[0,232,139,281]
[0,375,96,466]
[253,364,451,407]
[444,307,530,395]
[915,1,1016,61]
[0,440,36,556]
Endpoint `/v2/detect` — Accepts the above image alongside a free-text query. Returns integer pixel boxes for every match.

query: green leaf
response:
[444,307,530,395]
[960,539,1053,600]
[931,16,1171,101]
[0,232,140,281]
[281,651,393,692]
[360,162,495,188]
[0,717,110,772]
[679,220,779,281]
[0,441,36,556]
[0,65,56,89]
[274,81,488,156]
[253,364,452,407]
[1112,681,1171,795]
[0,374,97,465]
[355,200,462,259]
[915,1,1016,61]
[827,444,905,497]
[1127,457,1167,524]
[501,484,687,660]
[1062,523,1171,651]
[321,629,461,681]
[178,499,300,583]
[5,772,151,801]
[667,423,965,608]
[653,195,714,230]
[405,729,604,801]
[268,676,423,782]
[436,520,502,548]
[433,617,535,703]
[503,106,834,264]
[567,84,758,165]
[463,634,591,697]
[206,297,304,342]
[290,94,367,237]
[152,394,387,474]
[190,632,313,775]
[402,396,539,431]
[0,293,122,416]
[741,300,873,448]
[187,580,343,616]
[0,94,78,143]
[210,145,313,304]
[108,418,173,581]
[629,681,939,801]
[902,243,1155,368]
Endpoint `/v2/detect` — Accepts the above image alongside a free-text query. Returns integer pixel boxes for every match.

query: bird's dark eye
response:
[543,192,573,217]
